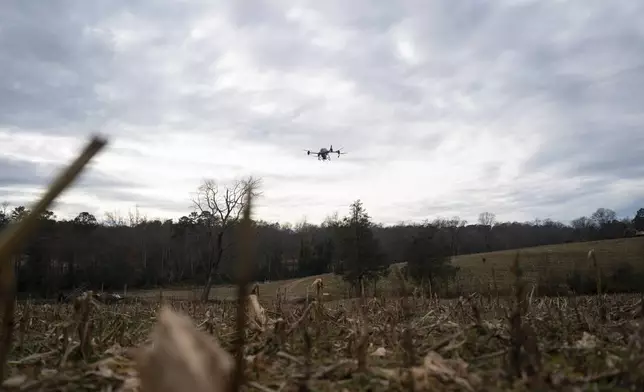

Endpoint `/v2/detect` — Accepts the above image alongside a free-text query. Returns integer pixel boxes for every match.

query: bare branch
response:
[192,176,262,229]
[191,176,263,301]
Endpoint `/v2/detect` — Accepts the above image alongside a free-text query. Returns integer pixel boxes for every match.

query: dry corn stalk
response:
[373,351,481,391]
[246,294,268,331]
[311,278,323,299]
[136,306,235,392]
[0,136,107,382]
[587,249,607,321]
[231,181,257,392]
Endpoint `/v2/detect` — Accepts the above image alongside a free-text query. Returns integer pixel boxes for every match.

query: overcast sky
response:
[1,1,643,226]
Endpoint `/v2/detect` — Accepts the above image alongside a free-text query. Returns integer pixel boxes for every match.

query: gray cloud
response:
[1,0,643,224]
[0,157,127,189]
[0,1,116,134]
[407,178,611,225]
[524,129,644,181]
[0,157,185,218]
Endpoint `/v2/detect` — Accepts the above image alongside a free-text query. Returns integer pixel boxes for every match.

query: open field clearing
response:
[128,277,307,303]
[450,237,644,291]
[5,291,644,391]
[22,236,639,313]
[119,237,644,306]
[268,237,644,301]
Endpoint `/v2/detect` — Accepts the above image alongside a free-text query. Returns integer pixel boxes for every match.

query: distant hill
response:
[282,236,644,300]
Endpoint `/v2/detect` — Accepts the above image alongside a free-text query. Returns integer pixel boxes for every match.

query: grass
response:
[450,237,644,292]
[265,237,644,301]
[128,276,306,302]
[125,237,644,305]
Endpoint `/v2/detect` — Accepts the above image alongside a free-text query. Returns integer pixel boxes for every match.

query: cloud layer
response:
[1,0,643,225]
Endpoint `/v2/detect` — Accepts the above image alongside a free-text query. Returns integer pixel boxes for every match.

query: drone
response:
[303,145,347,161]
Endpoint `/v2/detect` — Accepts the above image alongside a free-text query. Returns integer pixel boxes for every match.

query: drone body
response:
[303,145,347,161]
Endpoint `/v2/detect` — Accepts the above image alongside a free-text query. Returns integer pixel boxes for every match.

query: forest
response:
[2,177,643,299]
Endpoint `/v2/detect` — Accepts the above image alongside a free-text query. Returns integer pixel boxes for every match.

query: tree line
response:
[1,177,643,299]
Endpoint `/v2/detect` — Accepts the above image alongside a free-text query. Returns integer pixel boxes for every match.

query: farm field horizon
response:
[125,236,644,303]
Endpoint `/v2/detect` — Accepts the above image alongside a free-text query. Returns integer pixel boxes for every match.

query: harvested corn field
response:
[4,290,644,391]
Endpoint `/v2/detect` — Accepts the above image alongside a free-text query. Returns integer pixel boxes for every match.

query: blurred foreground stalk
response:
[0,136,108,381]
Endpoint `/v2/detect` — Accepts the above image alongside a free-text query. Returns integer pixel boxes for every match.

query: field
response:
[4,237,644,391]
[132,237,644,303]
[5,292,644,390]
[277,237,644,299]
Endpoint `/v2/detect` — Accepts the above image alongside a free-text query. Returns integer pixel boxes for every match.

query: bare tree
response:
[128,205,148,227]
[478,212,496,227]
[591,208,617,227]
[103,211,128,227]
[478,212,496,252]
[192,176,262,301]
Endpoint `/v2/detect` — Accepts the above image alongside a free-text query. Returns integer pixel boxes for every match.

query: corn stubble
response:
[0,284,643,391]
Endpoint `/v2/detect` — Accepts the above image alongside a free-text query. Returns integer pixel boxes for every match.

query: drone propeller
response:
[301,146,346,160]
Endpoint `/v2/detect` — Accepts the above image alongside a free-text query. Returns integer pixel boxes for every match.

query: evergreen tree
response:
[0,210,8,229]
[405,225,458,296]
[633,208,644,231]
[335,200,388,294]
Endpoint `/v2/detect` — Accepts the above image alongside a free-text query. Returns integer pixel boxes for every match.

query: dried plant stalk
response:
[394,266,415,391]
[508,252,525,379]
[491,266,499,300]
[230,183,256,392]
[136,306,235,392]
[0,135,107,382]
[588,249,606,321]
[0,259,15,380]
[74,291,94,360]
[356,276,368,373]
